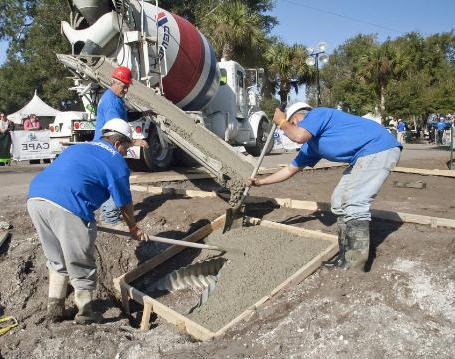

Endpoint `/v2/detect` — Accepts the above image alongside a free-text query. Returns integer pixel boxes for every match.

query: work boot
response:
[322,217,347,268]
[47,269,69,322]
[74,290,103,324]
[345,220,370,271]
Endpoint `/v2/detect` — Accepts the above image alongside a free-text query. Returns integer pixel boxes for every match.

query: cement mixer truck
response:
[57,0,271,171]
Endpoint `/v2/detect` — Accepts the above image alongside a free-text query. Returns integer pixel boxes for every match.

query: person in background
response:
[396,119,406,145]
[95,66,149,229]
[24,114,41,130]
[0,113,14,133]
[436,116,447,145]
[0,113,14,165]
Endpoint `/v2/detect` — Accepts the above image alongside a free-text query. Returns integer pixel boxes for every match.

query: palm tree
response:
[265,40,312,103]
[198,1,264,61]
[359,41,411,115]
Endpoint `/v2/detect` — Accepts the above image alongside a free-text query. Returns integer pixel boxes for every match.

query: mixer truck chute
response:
[58,0,272,172]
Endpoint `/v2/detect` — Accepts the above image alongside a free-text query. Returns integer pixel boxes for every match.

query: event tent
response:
[362,112,382,125]
[8,90,61,124]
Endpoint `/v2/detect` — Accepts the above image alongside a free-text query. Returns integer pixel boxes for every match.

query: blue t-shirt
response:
[437,122,446,131]
[28,140,132,222]
[94,88,127,140]
[397,121,406,132]
[292,108,401,168]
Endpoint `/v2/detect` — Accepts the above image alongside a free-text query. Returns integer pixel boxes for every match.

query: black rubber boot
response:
[345,220,370,271]
[322,217,347,268]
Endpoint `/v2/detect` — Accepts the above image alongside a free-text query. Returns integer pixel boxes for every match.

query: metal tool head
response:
[222,203,246,234]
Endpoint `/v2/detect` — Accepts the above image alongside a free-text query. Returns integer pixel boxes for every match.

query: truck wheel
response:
[245,119,274,157]
[128,125,174,171]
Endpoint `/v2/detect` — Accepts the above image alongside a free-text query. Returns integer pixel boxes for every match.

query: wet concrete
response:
[136,225,331,332]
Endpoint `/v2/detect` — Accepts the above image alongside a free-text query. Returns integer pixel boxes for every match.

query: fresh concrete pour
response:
[137,225,332,332]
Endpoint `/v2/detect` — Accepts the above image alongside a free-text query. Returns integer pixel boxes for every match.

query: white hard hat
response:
[286,102,312,121]
[101,118,132,140]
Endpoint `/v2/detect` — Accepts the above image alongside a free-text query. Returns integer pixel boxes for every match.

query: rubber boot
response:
[345,220,370,271]
[322,217,347,268]
[47,269,69,322]
[74,290,102,324]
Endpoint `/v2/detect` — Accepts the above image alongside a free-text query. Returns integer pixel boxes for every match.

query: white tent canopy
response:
[8,90,61,124]
[362,112,382,125]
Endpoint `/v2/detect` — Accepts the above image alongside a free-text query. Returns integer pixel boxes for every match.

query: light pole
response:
[306,42,329,106]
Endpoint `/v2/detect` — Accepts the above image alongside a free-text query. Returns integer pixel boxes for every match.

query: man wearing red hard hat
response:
[95,65,148,228]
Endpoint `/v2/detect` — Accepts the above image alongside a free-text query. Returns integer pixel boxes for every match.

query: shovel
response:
[223,103,286,233]
[97,226,245,254]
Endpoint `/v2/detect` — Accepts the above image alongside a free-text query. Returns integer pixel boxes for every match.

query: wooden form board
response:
[393,166,455,178]
[129,165,455,186]
[113,215,338,341]
[131,185,455,229]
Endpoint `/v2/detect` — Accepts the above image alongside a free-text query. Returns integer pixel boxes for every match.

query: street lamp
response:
[306,42,329,106]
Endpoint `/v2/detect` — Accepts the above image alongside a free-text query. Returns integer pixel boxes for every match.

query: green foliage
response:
[260,96,280,119]
[265,39,312,103]
[197,0,267,64]
[321,31,455,118]
[0,0,75,113]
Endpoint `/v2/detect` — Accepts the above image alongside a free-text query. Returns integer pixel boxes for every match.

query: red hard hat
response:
[112,66,133,85]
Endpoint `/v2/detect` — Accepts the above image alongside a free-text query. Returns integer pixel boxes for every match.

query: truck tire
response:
[128,125,174,172]
[245,119,274,157]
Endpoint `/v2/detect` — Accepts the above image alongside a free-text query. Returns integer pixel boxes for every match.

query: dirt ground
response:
[1,148,454,358]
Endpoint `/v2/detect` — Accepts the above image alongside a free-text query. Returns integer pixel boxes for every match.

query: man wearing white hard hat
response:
[27,119,149,324]
[251,103,401,271]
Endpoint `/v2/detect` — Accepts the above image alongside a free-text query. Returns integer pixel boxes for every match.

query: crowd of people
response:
[387,113,454,145]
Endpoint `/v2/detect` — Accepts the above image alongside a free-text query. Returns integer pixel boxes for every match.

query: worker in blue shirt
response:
[436,117,447,144]
[27,119,149,324]
[251,103,401,272]
[95,66,149,227]
[396,119,407,144]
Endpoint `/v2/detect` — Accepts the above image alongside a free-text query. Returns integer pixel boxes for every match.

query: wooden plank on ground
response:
[393,166,455,178]
[121,281,216,341]
[133,185,455,229]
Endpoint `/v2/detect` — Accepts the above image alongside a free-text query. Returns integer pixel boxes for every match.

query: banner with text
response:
[11,130,54,161]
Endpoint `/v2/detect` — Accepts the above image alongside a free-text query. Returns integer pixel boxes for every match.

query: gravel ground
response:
[0,145,454,358]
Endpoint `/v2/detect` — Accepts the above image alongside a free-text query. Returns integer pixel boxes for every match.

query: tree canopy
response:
[0,0,454,123]
[319,31,455,119]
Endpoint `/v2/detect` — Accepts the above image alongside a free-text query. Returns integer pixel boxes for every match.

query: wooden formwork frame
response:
[131,185,455,229]
[113,215,338,341]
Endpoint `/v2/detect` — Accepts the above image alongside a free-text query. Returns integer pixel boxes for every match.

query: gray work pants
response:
[331,147,401,222]
[27,199,97,290]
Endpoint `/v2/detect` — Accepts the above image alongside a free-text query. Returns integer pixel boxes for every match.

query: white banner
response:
[11,130,55,160]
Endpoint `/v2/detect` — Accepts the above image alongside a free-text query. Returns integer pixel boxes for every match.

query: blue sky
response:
[268,0,455,101]
[270,0,455,50]
[1,1,454,69]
